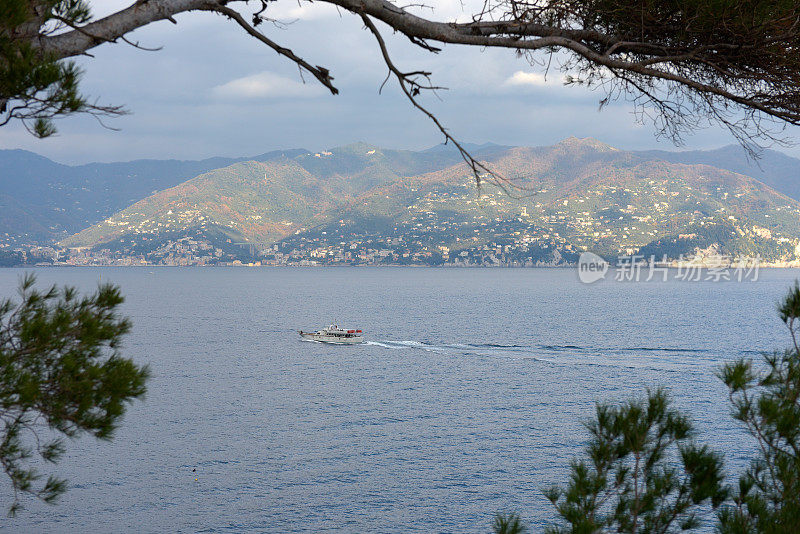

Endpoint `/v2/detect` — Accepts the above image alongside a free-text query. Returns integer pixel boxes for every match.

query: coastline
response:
[5,262,800,269]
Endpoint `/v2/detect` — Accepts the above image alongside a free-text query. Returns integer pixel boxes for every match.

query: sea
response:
[2,266,798,533]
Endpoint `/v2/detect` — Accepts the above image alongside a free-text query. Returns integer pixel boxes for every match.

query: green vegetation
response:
[0,251,25,267]
[0,1,119,137]
[716,283,800,530]
[493,512,527,534]
[494,282,800,532]
[0,275,148,515]
[55,139,800,266]
[543,389,727,532]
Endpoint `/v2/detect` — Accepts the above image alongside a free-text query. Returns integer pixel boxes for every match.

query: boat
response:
[299,325,364,344]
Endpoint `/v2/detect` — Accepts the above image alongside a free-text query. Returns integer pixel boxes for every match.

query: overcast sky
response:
[2,0,799,164]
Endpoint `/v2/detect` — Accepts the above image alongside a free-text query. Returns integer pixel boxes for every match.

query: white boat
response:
[299,325,364,344]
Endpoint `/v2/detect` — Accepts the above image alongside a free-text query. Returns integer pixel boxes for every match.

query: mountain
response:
[0,143,509,246]
[0,148,319,244]
[62,159,346,249]
[637,145,800,201]
[59,137,800,266]
[59,143,509,250]
[280,137,800,264]
[284,142,508,193]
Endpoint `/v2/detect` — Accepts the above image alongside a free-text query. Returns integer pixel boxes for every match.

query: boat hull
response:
[300,332,364,344]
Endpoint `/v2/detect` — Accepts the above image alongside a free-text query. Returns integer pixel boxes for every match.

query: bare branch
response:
[359,12,520,193]
[211,4,338,95]
[6,0,800,153]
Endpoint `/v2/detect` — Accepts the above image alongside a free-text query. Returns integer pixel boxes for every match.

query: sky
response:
[2,0,800,164]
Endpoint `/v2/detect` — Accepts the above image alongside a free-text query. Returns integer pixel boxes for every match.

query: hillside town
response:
[5,141,800,269]
[1,232,579,267]
[4,173,800,268]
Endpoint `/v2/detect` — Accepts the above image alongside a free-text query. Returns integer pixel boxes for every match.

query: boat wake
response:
[364,339,743,373]
[365,341,405,350]
[302,338,363,345]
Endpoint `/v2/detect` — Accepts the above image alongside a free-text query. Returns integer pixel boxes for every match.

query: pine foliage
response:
[0,274,148,515]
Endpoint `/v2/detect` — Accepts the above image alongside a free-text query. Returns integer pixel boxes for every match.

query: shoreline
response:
[5,263,800,269]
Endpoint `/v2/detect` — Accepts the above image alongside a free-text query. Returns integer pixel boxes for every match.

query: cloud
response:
[3,2,782,164]
[212,71,324,99]
[504,70,566,88]
[268,0,483,22]
[265,2,342,20]
[407,0,478,22]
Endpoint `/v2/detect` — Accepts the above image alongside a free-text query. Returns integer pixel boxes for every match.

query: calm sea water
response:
[2,267,799,533]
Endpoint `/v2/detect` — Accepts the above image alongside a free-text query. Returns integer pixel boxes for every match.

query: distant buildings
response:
[4,178,800,267]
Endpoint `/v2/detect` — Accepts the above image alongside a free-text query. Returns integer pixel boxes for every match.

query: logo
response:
[578,251,609,284]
